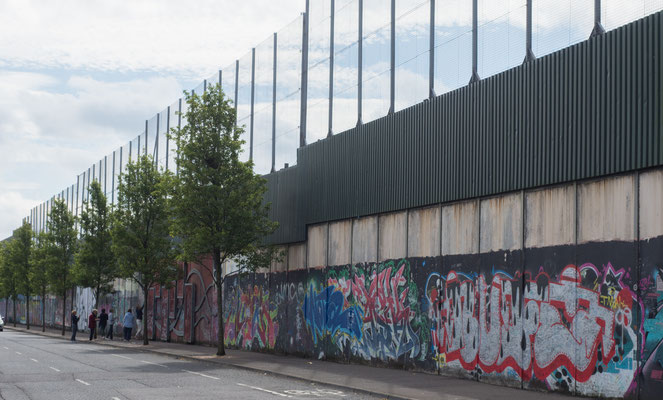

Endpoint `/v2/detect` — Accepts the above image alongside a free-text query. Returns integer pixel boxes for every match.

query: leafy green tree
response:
[45,198,78,336]
[0,242,6,321]
[9,222,34,329]
[31,232,54,332]
[73,180,116,309]
[0,241,18,326]
[112,154,178,345]
[170,84,279,356]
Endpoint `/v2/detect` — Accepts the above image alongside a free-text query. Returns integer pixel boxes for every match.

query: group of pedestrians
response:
[70,305,143,342]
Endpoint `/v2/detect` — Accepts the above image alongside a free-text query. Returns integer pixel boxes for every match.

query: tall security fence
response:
[22,0,663,236]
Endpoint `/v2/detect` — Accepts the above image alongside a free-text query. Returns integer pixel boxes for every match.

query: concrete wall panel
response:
[271,245,288,273]
[307,224,328,268]
[407,206,441,257]
[525,185,575,248]
[288,243,307,271]
[352,216,378,264]
[578,175,635,243]
[378,211,407,261]
[328,220,352,266]
[480,193,523,252]
[442,200,479,255]
[640,169,663,240]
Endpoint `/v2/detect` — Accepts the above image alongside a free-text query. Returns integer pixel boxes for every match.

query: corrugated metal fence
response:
[266,11,662,245]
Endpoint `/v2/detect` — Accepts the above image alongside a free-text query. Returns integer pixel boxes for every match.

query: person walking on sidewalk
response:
[106,309,115,340]
[122,308,133,341]
[98,308,108,339]
[70,310,79,341]
[134,305,143,339]
[88,309,98,341]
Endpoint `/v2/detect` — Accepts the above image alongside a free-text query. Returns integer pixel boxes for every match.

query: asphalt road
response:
[0,330,379,400]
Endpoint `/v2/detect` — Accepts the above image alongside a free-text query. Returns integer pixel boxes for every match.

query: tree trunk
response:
[94,287,99,339]
[143,286,149,346]
[214,249,225,356]
[4,300,8,326]
[61,290,67,336]
[42,289,46,332]
[13,296,16,327]
[26,295,30,330]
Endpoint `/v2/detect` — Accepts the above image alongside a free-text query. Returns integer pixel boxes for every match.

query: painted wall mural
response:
[3,239,663,399]
[219,241,663,399]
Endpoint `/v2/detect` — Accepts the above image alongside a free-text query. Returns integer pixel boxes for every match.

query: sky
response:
[0,0,660,239]
[0,0,305,239]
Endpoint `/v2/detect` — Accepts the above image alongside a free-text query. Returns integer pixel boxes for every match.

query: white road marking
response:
[30,358,39,363]
[111,397,121,400]
[236,383,292,398]
[2,346,8,349]
[111,354,132,360]
[49,367,61,372]
[15,351,21,355]
[140,360,167,368]
[182,369,220,380]
[75,379,91,386]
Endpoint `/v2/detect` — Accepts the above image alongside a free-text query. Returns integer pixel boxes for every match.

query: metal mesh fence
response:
[395,0,430,111]
[237,51,253,162]
[362,0,391,122]
[333,0,359,133]
[307,0,332,142]
[274,15,303,171]
[533,0,593,58]
[478,0,526,79]
[23,0,663,236]
[253,36,275,175]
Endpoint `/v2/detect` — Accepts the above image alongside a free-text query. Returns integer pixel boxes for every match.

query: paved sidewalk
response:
[6,324,574,400]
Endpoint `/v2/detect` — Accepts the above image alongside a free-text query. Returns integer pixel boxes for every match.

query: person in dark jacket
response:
[70,310,79,341]
[88,309,98,341]
[98,309,108,339]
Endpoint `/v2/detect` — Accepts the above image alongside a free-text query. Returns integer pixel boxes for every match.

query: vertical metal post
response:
[470,0,480,83]
[144,120,148,156]
[591,0,605,36]
[129,140,133,162]
[357,0,363,126]
[429,0,436,98]
[104,156,107,194]
[300,0,310,147]
[524,0,535,62]
[112,151,116,205]
[250,47,256,161]
[137,136,141,160]
[328,0,335,137]
[155,113,160,163]
[272,32,278,173]
[389,0,395,113]
[118,147,123,197]
[203,79,207,93]
[87,167,91,202]
[234,60,239,117]
[165,106,170,171]
[75,175,79,228]
[177,98,182,174]
[218,70,222,91]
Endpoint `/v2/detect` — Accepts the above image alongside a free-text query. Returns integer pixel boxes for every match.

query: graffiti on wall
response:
[4,243,663,399]
[425,263,639,394]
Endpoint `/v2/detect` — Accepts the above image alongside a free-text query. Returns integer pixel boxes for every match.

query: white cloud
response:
[0,0,305,78]
[0,70,189,238]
